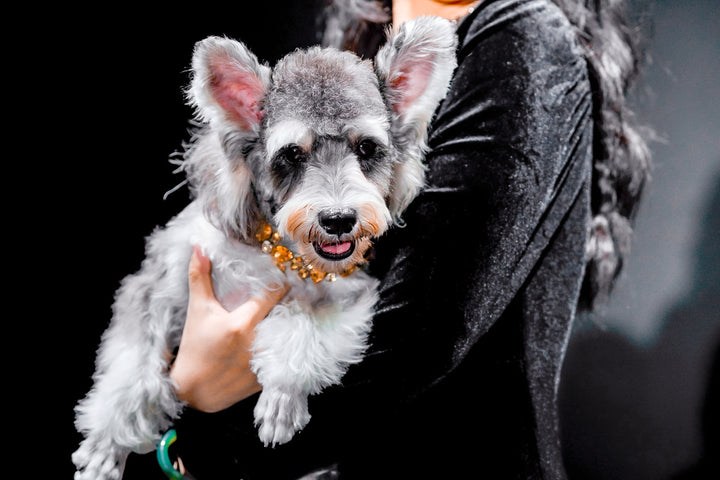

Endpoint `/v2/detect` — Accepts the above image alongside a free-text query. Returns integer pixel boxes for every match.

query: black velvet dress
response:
[169,1,594,478]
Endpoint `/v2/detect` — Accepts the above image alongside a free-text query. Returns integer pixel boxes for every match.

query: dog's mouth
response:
[313,240,355,261]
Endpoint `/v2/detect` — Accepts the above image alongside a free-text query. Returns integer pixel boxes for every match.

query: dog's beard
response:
[276,201,388,274]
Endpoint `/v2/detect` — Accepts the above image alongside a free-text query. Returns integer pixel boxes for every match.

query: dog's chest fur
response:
[151,200,378,388]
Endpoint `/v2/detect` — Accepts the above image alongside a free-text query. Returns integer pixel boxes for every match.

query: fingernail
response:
[192,245,210,270]
[269,282,290,299]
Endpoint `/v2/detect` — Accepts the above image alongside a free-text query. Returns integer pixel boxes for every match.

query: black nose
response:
[319,209,357,235]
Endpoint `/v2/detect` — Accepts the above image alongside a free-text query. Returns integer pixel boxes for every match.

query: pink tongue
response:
[321,241,352,255]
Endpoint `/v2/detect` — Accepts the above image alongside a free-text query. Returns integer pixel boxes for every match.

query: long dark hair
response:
[553,0,652,308]
[320,0,652,309]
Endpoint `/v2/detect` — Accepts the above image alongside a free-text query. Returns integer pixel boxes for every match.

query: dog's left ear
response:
[188,36,271,133]
[376,17,457,131]
[375,17,457,219]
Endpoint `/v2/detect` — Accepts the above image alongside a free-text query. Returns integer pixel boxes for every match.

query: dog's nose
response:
[319,209,357,235]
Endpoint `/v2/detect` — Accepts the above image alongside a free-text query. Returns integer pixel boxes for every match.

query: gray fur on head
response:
[182,18,456,244]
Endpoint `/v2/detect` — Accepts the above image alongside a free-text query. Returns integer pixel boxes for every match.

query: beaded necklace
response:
[254,221,365,283]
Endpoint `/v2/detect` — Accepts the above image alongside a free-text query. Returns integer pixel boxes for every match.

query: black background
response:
[37,3,325,478]
[21,1,718,478]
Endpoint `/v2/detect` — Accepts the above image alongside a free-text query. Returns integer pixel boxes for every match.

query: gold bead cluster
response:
[255,221,360,283]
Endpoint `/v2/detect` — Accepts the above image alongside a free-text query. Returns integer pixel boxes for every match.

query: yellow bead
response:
[271,231,282,243]
[311,270,326,283]
[340,265,356,277]
[297,267,310,279]
[271,245,293,263]
[290,256,304,270]
[255,222,273,242]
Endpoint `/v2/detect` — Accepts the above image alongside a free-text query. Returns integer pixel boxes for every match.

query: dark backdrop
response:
[41,1,718,478]
[48,4,326,478]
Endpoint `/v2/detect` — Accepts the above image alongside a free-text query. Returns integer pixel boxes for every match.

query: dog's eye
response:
[355,139,378,160]
[277,145,306,164]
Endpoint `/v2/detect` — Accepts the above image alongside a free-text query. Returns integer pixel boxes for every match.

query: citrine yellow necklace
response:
[254,221,364,283]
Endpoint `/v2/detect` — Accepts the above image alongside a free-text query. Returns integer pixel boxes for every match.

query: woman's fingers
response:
[230,284,289,330]
[172,246,291,410]
[188,245,289,328]
[188,245,217,306]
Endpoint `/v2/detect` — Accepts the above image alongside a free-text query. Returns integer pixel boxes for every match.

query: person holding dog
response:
[167,0,651,478]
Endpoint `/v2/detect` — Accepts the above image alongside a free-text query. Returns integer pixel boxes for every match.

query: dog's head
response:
[185,17,456,274]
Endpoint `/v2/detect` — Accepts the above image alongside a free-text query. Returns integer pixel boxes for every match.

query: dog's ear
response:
[184,37,269,240]
[375,17,456,134]
[375,17,457,220]
[188,36,271,132]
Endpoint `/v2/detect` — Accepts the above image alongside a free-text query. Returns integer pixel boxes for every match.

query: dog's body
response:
[73,17,456,480]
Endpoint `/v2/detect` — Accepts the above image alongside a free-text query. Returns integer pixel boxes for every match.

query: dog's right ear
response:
[188,37,271,132]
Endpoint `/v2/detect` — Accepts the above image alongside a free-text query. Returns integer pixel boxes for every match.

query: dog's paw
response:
[72,436,128,480]
[254,389,311,447]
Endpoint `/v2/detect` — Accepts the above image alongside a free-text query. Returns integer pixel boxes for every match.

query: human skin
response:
[169,246,288,412]
[392,0,481,28]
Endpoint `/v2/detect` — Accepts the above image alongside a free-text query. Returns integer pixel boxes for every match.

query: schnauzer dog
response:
[73,17,456,480]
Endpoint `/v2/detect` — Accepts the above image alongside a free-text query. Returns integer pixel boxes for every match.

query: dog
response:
[73,16,456,480]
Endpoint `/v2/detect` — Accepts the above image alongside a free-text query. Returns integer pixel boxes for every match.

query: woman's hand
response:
[170,246,288,413]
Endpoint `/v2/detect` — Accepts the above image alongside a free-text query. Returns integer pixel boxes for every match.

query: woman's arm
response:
[340,0,594,400]
[169,246,287,413]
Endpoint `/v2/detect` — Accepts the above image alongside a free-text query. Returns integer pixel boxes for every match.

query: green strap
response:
[157,429,185,480]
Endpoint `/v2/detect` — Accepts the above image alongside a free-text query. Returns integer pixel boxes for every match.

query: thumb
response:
[229,283,289,329]
[188,245,216,304]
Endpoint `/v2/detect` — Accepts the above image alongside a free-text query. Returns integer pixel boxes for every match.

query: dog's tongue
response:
[321,241,352,255]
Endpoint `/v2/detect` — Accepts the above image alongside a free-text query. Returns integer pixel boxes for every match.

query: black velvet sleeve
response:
[342,0,593,400]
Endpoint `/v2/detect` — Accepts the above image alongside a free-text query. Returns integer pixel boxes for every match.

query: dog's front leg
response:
[253,386,311,446]
[250,303,315,447]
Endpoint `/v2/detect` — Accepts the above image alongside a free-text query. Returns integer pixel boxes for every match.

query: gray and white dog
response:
[73,17,456,480]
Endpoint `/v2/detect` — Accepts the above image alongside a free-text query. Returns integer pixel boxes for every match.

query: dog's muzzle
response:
[315,208,357,260]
